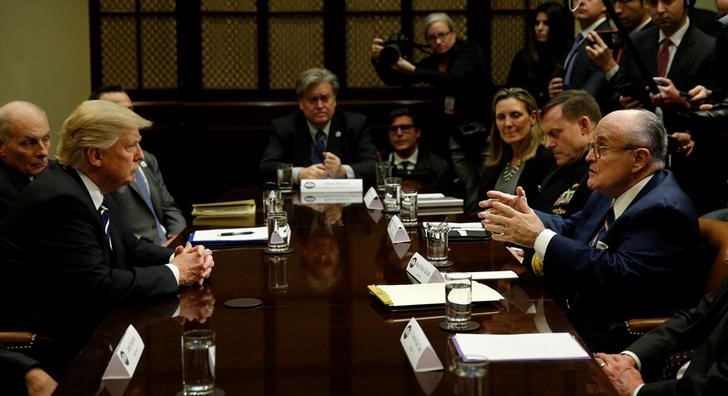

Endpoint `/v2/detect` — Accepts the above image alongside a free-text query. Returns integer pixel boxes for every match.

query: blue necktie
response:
[563,33,585,87]
[99,197,112,250]
[591,206,615,246]
[311,129,327,164]
[135,168,166,244]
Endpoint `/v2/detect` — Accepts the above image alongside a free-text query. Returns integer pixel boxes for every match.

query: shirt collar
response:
[392,147,419,165]
[612,174,654,219]
[719,14,728,26]
[659,17,690,47]
[77,169,104,210]
[307,120,331,140]
[581,17,607,36]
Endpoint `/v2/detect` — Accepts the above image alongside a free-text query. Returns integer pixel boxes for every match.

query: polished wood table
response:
[56,196,617,395]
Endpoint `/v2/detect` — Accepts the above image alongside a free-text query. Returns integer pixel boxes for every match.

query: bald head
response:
[0,101,51,176]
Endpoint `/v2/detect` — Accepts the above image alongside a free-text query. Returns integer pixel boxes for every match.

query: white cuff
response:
[165,263,180,285]
[342,165,355,179]
[621,351,642,371]
[606,64,620,81]
[534,229,557,262]
[292,167,303,184]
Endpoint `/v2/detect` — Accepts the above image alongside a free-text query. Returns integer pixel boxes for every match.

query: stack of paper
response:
[191,199,256,227]
[188,226,268,246]
[421,222,489,241]
[417,193,464,208]
[368,282,503,310]
[452,333,590,361]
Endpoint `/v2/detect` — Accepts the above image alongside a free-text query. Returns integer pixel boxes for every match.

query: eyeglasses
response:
[389,124,415,133]
[426,31,451,43]
[586,143,638,159]
[304,94,332,105]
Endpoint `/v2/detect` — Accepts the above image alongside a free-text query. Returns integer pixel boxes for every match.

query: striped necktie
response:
[99,197,112,250]
[591,205,615,246]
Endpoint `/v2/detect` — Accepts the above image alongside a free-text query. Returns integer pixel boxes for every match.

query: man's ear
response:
[632,147,651,171]
[578,117,591,136]
[86,147,103,168]
[0,139,6,159]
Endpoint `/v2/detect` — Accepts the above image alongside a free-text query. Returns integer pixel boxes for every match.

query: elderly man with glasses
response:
[478,109,702,353]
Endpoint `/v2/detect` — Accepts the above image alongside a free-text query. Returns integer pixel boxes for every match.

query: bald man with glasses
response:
[478,109,702,353]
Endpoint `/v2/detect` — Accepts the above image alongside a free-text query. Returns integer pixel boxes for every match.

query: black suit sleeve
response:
[0,346,38,391]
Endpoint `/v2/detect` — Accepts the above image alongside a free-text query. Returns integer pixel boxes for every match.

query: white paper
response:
[417,196,463,208]
[300,178,363,193]
[387,215,410,244]
[418,193,445,200]
[406,253,444,283]
[363,187,383,210]
[400,318,444,372]
[452,333,590,362]
[372,282,503,307]
[447,271,518,280]
[190,226,268,243]
[103,325,144,379]
[298,192,362,204]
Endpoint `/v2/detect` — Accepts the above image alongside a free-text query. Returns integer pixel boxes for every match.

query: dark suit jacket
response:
[613,23,715,124]
[479,145,555,205]
[110,150,186,244]
[629,277,728,395]
[383,148,451,193]
[530,154,592,217]
[564,20,612,110]
[0,166,177,334]
[0,160,32,220]
[259,110,377,184]
[532,170,702,351]
[0,345,38,394]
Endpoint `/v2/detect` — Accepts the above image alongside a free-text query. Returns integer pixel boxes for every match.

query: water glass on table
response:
[383,177,401,212]
[181,329,215,395]
[399,188,418,226]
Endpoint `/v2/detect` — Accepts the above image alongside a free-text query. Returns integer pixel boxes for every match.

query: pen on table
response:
[219,231,254,236]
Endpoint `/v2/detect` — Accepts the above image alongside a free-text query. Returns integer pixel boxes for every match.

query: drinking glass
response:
[181,329,215,395]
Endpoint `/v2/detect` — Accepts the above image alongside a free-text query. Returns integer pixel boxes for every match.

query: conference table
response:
[55,192,618,395]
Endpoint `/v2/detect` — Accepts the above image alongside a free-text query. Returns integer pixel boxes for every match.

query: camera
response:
[587,29,619,48]
[379,33,412,67]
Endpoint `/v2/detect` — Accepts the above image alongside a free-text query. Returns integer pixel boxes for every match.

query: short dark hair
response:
[542,90,601,125]
[88,84,125,100]
[387,107,420,129]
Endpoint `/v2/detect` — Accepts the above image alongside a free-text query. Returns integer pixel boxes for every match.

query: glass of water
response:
[426,222,450,264]
[276,163,293,193]
[375,161,392,192]
[399,188,418,226]
[181,329,215,395]
[267,211,289,253]
[443,272,472,330]
[383,177,401,212]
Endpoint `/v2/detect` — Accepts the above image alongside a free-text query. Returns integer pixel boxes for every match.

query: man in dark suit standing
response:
[596,273,728,395]
[548,0,611,109]
[478,109,701,352]
[0,101,51,219]
[0,100,214,335]
[382,107,450,193]
[530,90,599,217]
[614,0,653,34]
[90,85,186,245]
[259,68,377,185]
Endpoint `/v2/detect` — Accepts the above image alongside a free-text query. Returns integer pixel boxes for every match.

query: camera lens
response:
[380,44,401,67]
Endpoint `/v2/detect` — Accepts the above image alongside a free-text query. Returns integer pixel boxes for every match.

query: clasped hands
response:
[300,152,346,179]
[477,186,544,248]
[172,242,215,286]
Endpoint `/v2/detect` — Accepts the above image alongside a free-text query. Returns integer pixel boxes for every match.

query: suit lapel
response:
[326,112,344,157]
[294,113,313,165]
[667,25,693,84]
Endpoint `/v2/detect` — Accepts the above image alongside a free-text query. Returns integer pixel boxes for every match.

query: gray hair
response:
[0,101,48,142]
[423,12,455,40]
[295,68,339,99]
[58,100,151,169]
[627,110,667,168]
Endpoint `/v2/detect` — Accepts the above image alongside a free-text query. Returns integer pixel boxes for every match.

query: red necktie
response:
[656,38,671,77]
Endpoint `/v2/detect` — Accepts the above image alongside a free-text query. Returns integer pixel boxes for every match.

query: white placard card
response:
[406,253,444,283]
[400,318,444,372]
[102,324,144,380]
[387,215,410,244]
[300,179,363,193]
[363,187,383,210]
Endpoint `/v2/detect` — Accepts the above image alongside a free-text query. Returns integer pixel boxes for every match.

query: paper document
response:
[189,226,267,245]
[452,333,590,361]
[368,282,503,308]
[417,195,464,208]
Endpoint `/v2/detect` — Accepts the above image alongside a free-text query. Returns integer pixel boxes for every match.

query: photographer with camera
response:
[371,12,493,213]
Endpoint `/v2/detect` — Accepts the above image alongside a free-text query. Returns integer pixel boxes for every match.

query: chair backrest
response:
[699,218,728,294]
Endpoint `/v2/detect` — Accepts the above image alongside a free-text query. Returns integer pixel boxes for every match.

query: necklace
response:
[502,160,522,182]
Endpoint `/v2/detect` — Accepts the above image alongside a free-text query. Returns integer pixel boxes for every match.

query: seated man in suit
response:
[382,107,450,192]
[0,100,214,336]
[479,109,701,352]
[259,68,377,185]
[0,101,52,219]
[530,90,598,217]
[595,272,728,395]
[89,85,186,245]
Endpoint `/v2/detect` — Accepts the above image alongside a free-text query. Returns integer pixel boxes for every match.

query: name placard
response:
[300,179,363,193]
[103,324,144,380]
[298,192,362,204]
[387,215,410,244]
[406,253,444,283]
[363,187,383,210]
[400,318,443,372]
